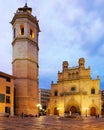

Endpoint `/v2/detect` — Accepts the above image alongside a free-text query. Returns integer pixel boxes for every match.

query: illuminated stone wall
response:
[0,72,14,116]
[47,58,101,116]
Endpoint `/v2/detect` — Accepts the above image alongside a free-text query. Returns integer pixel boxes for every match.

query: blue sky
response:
[0,0,104,90]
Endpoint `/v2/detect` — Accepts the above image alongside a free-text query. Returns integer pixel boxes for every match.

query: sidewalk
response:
[0,116,104,130]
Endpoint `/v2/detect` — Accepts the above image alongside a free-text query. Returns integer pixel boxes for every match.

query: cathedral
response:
[47,58,101,116]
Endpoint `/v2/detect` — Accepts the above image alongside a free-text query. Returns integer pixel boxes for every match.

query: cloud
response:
[37,0,104,88]
[98,44,104,56]
[0,0,104,89]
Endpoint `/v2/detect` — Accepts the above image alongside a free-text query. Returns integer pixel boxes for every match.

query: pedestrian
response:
[21,112,24,119]
[7,113,9,118]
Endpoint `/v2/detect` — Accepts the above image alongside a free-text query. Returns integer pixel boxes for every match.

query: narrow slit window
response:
[30,28,34,38]
[13,28,16,38]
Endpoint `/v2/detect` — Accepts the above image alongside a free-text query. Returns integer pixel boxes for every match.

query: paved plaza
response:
[0,116,104,130]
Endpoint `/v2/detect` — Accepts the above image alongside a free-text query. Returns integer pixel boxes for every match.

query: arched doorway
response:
[90,107,96,116]
[70,106,77,115]
[54,107,59,115]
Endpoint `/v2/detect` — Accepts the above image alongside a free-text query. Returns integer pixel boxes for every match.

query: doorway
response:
[70,106,77,115]
[90,107,96,116]
[54,107,59,115]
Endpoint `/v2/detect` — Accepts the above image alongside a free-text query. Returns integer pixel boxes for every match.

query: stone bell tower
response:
[11,3,40,115]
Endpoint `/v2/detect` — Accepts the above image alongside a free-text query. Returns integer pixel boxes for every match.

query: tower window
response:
[91,88,95,94]
[30,28,34,38]
[20,25,24,35]
[54,91,58,96]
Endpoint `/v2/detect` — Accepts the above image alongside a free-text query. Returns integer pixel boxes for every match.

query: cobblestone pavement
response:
[0,116,104,130]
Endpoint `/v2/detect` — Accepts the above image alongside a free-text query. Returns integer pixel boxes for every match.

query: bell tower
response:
[11,3,40,115]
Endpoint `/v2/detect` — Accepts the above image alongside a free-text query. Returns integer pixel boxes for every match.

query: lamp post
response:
[36,104,42,117]
[84,107,88,117]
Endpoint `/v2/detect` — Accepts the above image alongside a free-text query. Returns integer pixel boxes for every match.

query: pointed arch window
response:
[30,28,34,38]
[20,25,24,35]
[54,91,58,96]
[91,88,95,94]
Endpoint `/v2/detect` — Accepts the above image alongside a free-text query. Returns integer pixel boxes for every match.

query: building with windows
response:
[101,90,104,115]
[0,71,14,116]
[39,88,50,110]
[47,58,101,116]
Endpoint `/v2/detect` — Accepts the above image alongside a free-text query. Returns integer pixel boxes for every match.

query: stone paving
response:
[0,116,104,130]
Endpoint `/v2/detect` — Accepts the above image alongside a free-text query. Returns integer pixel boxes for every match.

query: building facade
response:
[47,58,101,116]
[101,90,104,115]
[39,88,50,110]
[11,4,40,115]
[0,72,14,116]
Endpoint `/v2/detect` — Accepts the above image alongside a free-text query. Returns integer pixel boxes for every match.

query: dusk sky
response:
[0,0,104,89]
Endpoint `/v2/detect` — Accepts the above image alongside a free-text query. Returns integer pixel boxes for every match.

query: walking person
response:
[21,112,24,119]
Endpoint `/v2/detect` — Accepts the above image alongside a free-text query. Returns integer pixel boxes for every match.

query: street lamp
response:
[84,107,88,117]
[36,104,42,116]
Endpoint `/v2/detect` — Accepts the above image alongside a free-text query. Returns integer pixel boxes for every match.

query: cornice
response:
[12,37,39,50]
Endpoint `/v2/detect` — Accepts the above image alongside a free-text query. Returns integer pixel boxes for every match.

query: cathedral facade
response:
[47,58,101,116]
